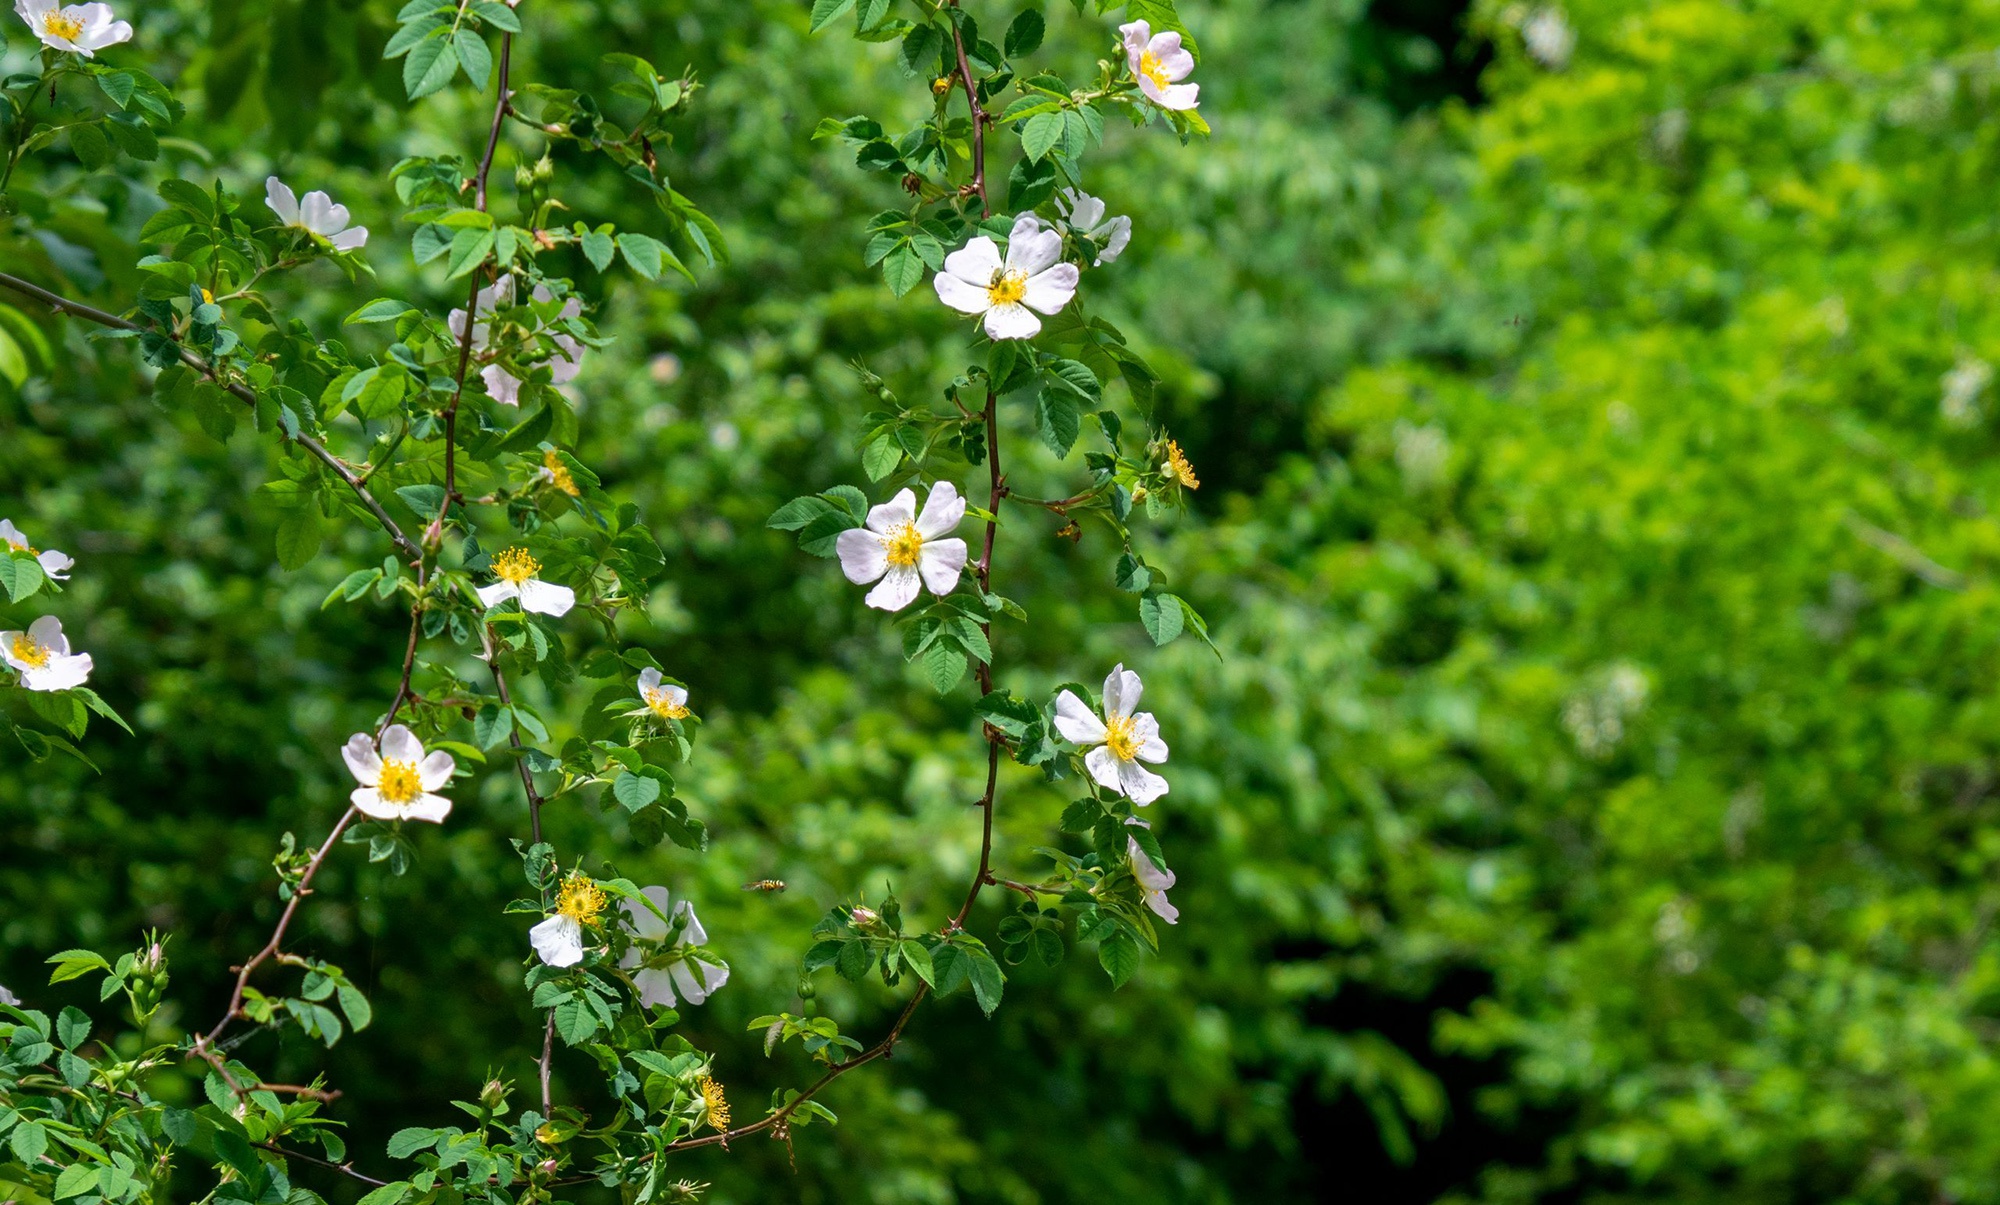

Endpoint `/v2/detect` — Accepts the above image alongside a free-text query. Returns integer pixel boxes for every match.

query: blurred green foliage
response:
[13,0,2000,1200]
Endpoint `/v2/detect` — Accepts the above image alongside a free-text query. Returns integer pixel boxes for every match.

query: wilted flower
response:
[1159,439,1199,490]
[538,448,580,497]
[619,885,730,1007]
[449,275,584,406]
[2,616,92,692]
[1055,664,1170,804]
[0,519,74,580]
[933,214,1079,341]
[15,0,130,56]
[341,724,455,823]
[1125,817,1179,924]
[835,481,969,612]
[264,177,368,251]
[637,667,691,722]
[698,1075,730,1130]
[1119,21,1199,111]
[476,547,576,616]
[531,872,608,968]
[1056,189,1132,266]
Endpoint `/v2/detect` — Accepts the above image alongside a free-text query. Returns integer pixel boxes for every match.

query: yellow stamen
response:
[987,269,1027,308]
[883,520,924,568]
[377,758,422,805]
[493,546,540,585]
[43,10,84,41]
[556,872,607,926]
[542,449,579,497]
[10,634,50,669]
[1161,440,1199,490]
[1139,50,1173,92]
[1104,713,1141,762]
[698,1076,730,1131]
[644,686,690,722]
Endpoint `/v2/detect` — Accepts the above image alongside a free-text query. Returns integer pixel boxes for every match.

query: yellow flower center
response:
[377,758,422,805]
[43,10,84,41]
[493,546,540,585]
[556,873,607,926]
[645,687,690,722]
[1161,440,1200,490]
[542,449,579,497]
[699,1076,731,1130]
[10,634,50,669]
[883,521,924,568]
[1104,713,1141,761]
[987,269,1027,308]
[1139,50,1173,92]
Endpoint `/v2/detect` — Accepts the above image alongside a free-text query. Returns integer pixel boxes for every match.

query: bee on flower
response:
[618,885,729,1006]
[476,547,576,617]
[264,177,369,252]
[1055,664,1171,804]
[341,724,456,823]
[933,214,1079,341]
[835,481,969,612]
[14,0,130,57]
[0,519,75,580]
[1119,20,1200,111]
[531,871,608,968]
[1,616,92,692]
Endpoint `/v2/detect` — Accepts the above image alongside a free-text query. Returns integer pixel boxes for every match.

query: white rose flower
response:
[264,177,368,252]
[1119,21,1200,111]
[637,667,691,723]
[530,872,608,969]
[2,616,92,692]
[933,214,1079,341]
[619,885,730,1007]
[341,723,455,823]
[15,0,130,56]
[0,983,17,1007]
[449,275,584,406]
[1125,817,1179,924]
[1054,663,1170,804]
[1056,189,1132,265]
[835,482,969,612]
[476,547,576,616]
[0,519,75,580]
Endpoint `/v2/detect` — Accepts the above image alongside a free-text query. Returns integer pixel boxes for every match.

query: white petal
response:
[675,899,708,947]
[530,915,585,968]
[632,967,679,1008]
[1118,757,1169,805]
[935,271,993,315]
[482,365,523,406]
[622,885,672,941]
[1062,189,1106,230]
[418,748,456,791]
[918,537,967,596]
[264,177,299,225]
[1127,836,1176,891]
[1151,81,1200,110]
[477,580,520,608]
[1021,264,1078,315]
[82,16,129,48]
[1130,713,1169,763]
[982,302,1042,341]
[836,527,889,584]
[1144,887,1180,924]
[329,226,369,252]
[915,481,966,538]
[349,786,396,819]
[402,793,453,824]
[341,732,382,786]
[670,958,728,1006]
[0,519,24,547]
[864,565,923,611]
[519,579,575,616]
[0,631,27,674]
[1148,34,1194,80]
[659,683,688,709]
[943,237,1003,285]
[28,615,66,655]
[27,653,90,692]
[865,488,917,534]
[1119,20,1152,63]
[379,723,423,765]
[1005,219,1064,278]
[1053,691,1108,744]
[1096,216,1132,265]
[36,550,73,580]
[637,666,663,696]
[318,201,353,235]
[1103,665,1143,717]
[298,191,335,235]
[1084,746,1125,794]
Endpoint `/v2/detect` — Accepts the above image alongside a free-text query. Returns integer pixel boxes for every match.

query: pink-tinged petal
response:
[1153,81,1200,110]
[402,793,453,824]
[476,580,520,609]
[330,226,369,252]
[341,733,382,786]
[915,481,965,538]
[380,723,423,765]
[1054,690,1108,744]
[28,615,66,655]
[417,748,456,792]
[1022,264,1078,315]
[865,488,917,535]
[1127,836,1176,891]
[1118,757,1169,804]
[36,550,73,580]
[298,191,335,234]
[982,302,1042,341]
[836,527,889,584]
[1084,746,1125,794]
[264,177,299,225]
[864,565,923,611]
[350,786,394,818]
[519,579,575,617]
[1147,33,1194,80]
[1119,20,1152,62]
[530,915,584,967]
[1144,887,1180,924]
[632,967,679,1008]
[935,271,992,315]
[918,537,967,596]
[1005,217,1063,276]
[943,236,1003,285]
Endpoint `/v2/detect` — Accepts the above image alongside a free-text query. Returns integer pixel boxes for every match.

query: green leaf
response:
[383,14,445,57]
[474,703,514,750]
[395,484,446,518]
[45,948,111,983]
[470,1,520,30]
[835,939,874,981]
[357,1183,413,1205]
[11,1120,47,1165]
[966,945,1006,1015]
[445,226,497,278]
[0,554,45,603]
[899,939,935,986]
[613,771,661,810]
[1004,6,1045,57]
[69,122,110,170]
[275,508,323,571]
[580,229,615,271]
[346,299,416,324]
[923,640,966,693]
[882,240,925,296]
[767,495,836,531]
[808,0,858,32]
[1035,386,1080,458]
[617,232,688,282]
[862,432,903,481]
[1098,931,1140,987]
[455,29,493,90]
[1139,590,1185,645]
[1020,110,1064,162]
[401,29,457,98]
[386,1128,442,1158]
[55,1162,98,1199]
[55,1005,89,1049]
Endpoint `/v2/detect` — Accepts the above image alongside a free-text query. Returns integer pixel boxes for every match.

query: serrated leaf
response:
[474,703,514,750]
[1140,590,1185,645]
[1098,931,1139,986]
[612,771,661,810]
[401,30,455,98]
[1036,386,1080,458]
[445,227,496,278]
[1004,7,1044,57]
[923,641,966,693]
[1020,110,1064,161]
[808,0,858,32]
[580,229,615,271]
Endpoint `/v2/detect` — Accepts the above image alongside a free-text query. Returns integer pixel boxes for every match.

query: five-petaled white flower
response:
[15,0,130,56]
[476,547,576,617]
[934,214,1079,341]
[1,616,91,692]
[1119,21,1200,111]
[1057,189,1132,266]
[264,177,368,252]
[531,872,608,968]
[1055,664,1170,804]
[1125,817,1179,924]
[342,723,455,823]
[0,519,74,580]
[619,885,730,1007]
[637,668,692,723]
[449,275,584,406]
[836,482,969,612]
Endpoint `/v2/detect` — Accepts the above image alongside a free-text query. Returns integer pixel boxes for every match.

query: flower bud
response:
[849,906,879,929]
[480,1078,511,1110]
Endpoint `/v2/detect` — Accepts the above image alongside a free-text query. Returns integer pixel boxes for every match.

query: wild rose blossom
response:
[1119,20,1199,111]
[265,177,369,251]
[619,885,729,1007]
[933,214,1079,341]
[1056,189,1131,266]
[1125,817,1179,924]
[530,872,607,968]
[1,616,92,692]
[15,0,130,56]
[0,519,74,580]
[449,275,584,406]
[1055,664,1170,804]
[476,547,576,616]
[836,482,969,611]
[342,724,455,823]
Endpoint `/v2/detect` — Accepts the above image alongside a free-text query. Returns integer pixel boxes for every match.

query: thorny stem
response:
[948,0,990,217]
[482,630,555,1116]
